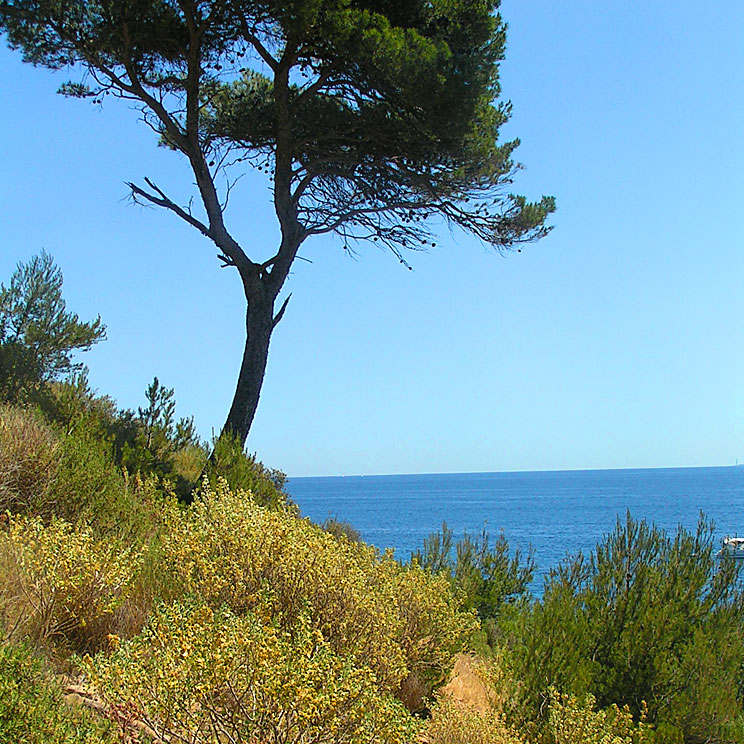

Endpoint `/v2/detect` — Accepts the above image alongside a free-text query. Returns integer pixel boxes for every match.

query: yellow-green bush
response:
[544,689,652,744]
[425,697,525,744]
[161,480,477,694]
[393,561,480,691]
[0,515,142,651]
[92,599,420,744]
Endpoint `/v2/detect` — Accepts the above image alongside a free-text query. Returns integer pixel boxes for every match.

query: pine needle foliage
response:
[0,252,105,402]
[414,521,535,628]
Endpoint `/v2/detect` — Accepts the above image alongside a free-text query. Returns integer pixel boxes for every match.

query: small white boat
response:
[719,536,744,559]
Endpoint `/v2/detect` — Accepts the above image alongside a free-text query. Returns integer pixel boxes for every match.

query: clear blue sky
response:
[1,0,743,476]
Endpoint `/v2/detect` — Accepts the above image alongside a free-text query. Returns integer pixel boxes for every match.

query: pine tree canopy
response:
[0,0,555,442]
[0,0,553,257]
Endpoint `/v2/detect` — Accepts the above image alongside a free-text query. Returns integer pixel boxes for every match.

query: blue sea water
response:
[287,467,744,586]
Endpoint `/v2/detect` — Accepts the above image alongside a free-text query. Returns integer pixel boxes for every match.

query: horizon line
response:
[287,461,743,480]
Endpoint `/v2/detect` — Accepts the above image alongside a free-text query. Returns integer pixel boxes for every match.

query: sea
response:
[287,466,744,589]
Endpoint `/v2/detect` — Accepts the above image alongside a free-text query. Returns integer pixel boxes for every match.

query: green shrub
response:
[50,426,135,533]
[118,377,205,493]
[0,639,118,744]
[35,374,124,448]
[92,599,419,744]
[54,430,170,546]
[161,480,477,696]
[413,521,535,645]
[37,374,207,503]
[204,432,289,508]
[0,515,142,651]
[510,514,744,743]
[321,515,362,542]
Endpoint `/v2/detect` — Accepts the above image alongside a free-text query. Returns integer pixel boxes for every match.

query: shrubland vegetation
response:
[2,253,743,743]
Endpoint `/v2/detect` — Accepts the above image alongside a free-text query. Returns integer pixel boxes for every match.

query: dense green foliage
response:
[509,514,744,744]
[415,522,536,617]
[202,431,289,508]
[0,0,554,253]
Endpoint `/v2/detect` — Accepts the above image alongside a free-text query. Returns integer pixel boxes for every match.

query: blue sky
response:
[1,0,743,476]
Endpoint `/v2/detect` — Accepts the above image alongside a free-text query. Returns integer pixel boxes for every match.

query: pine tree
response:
[1,1,554,444]
[0,252,105,401]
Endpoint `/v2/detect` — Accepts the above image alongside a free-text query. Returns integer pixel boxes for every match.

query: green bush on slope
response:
[202,430,290,508]
[413,521,535,649]
[510,513,744,743]
[0,639,118,744]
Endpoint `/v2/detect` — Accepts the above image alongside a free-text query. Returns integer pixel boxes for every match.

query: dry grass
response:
[424,698,524,744]
[0,404,60,516]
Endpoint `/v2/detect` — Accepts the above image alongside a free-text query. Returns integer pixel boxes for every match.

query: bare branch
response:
[291,170,315,205]
[240,19,279,71]
[296,68,334,103]
[220,174,240,211]
[127,178,211,237]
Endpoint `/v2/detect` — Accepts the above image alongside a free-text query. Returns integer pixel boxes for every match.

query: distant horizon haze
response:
[288,462,744,480]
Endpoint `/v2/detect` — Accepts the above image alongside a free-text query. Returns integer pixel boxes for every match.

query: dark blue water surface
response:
[287,467,744,584]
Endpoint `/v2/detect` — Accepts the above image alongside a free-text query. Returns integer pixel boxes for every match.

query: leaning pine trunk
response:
[221,287,276,447]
